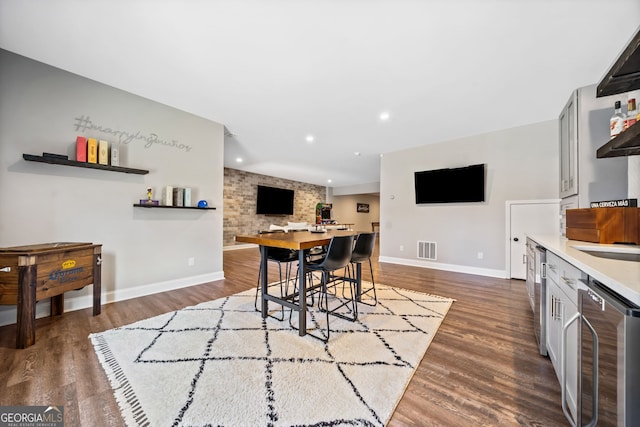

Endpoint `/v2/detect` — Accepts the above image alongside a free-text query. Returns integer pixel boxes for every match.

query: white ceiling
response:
[1,1,639,188]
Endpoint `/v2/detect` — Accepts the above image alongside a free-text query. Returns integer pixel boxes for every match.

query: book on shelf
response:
[173,187,184,207]
[76,136,87,162]
[183,187,192,207]
[98,140,109,165]
[110,143,120,166]
[87,138,98,163]
[162,186,173,206]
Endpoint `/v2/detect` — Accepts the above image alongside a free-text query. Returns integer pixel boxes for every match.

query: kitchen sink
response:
[572,244,640,262]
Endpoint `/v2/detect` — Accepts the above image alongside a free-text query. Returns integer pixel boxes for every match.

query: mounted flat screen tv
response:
[414,163,485,204]
[256,185,295,215]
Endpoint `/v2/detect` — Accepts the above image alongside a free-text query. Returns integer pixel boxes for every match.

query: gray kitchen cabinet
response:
[557,85,628,234]
[559,91,578,199]
[545,251,583,422]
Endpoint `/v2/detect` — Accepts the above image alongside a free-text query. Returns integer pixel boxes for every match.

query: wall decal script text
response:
[73,115,193,153]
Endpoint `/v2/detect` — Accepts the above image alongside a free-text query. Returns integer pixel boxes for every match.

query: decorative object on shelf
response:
[140,188,159,205]
[22,153,149,175]
[87,138,98,164]
[172,187,184,207]
[197,200,208,208]
[133,203,215,210]
[163,186,173,206]
[110,142,120,166]
[98,140,109,165]
[184,187,192,207]
[76,136,87,162]
[357,203,370,213]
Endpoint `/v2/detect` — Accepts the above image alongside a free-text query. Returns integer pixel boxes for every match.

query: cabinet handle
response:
[522,254,527,265]
[561,276,575,290]
[0,266,11,273]
[561,312,581,427]
[555,297,563,321]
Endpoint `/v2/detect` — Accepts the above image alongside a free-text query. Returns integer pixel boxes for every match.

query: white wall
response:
[0,50,225,325]
[379,120,558,277]
[328,194,380,232]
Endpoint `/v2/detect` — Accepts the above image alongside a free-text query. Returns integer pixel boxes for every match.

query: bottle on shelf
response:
[624,98,637,130]
[610,100,625,138]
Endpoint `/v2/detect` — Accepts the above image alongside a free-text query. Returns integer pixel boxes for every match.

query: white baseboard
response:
[0,271,225,327]
[378,256,507,279]
[224,243,257,251]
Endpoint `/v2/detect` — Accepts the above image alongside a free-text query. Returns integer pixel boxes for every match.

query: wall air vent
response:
[417,241,437,260]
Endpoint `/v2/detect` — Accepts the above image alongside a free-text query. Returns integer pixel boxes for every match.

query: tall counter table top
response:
[528,235,640,306]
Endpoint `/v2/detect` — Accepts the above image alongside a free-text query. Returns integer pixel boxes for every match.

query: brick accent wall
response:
[224,168,326,246]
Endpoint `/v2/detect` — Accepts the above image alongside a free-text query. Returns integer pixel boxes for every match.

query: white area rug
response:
[90,283,454,426]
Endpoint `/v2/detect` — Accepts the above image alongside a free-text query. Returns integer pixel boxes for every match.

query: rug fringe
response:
[90,334,150,427]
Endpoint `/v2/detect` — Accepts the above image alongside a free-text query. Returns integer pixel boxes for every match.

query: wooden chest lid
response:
[0,242,96,254]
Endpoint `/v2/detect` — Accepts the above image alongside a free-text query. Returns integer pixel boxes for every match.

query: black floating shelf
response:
[133,204,216,210]
[596,121,640,158]
[23,154,149,175]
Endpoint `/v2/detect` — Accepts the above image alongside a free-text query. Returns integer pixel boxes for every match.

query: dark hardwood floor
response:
[0,240,569,426]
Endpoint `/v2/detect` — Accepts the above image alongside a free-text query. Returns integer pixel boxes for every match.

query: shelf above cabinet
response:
[133,204,216,210]
[23,154,149,174]
[596,122,640,158]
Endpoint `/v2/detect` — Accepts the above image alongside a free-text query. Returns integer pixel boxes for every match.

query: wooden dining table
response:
[235,229,360,337]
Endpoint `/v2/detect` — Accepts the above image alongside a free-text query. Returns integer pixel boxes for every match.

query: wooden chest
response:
[565,208,640,244]
[0,242,102,348]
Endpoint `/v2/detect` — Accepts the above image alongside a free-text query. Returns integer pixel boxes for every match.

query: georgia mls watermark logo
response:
[0,406,63,427]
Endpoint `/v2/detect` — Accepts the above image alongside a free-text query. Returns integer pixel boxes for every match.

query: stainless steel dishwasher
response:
[526,238,547,356]
[577,277,640,427]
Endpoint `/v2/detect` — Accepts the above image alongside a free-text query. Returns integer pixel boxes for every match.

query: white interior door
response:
[509,201,560,279]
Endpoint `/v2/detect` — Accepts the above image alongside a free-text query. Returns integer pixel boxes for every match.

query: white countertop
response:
[529,235,640,307]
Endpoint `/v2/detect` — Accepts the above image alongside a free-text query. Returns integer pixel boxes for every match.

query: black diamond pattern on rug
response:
[90,284,454,427]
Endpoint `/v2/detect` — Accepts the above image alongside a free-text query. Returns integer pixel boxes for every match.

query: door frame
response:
[505,199,560,279]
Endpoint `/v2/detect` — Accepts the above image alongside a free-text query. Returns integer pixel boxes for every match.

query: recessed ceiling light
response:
[305,135,315,143]
[354,152,361,156]
[236,157,243,163]
[379,111,390,121]
[327,179,332,183]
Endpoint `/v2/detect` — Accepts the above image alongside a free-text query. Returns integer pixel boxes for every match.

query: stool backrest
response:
[351,232,376,262]
[319,235,354,271]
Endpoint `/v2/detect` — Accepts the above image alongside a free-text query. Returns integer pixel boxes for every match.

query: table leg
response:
[298,250,307,336]
[260,246,268,318]
[16,264,36,349]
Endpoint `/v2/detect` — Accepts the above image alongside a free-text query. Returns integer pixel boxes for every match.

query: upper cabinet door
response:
[559,90,579,199]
